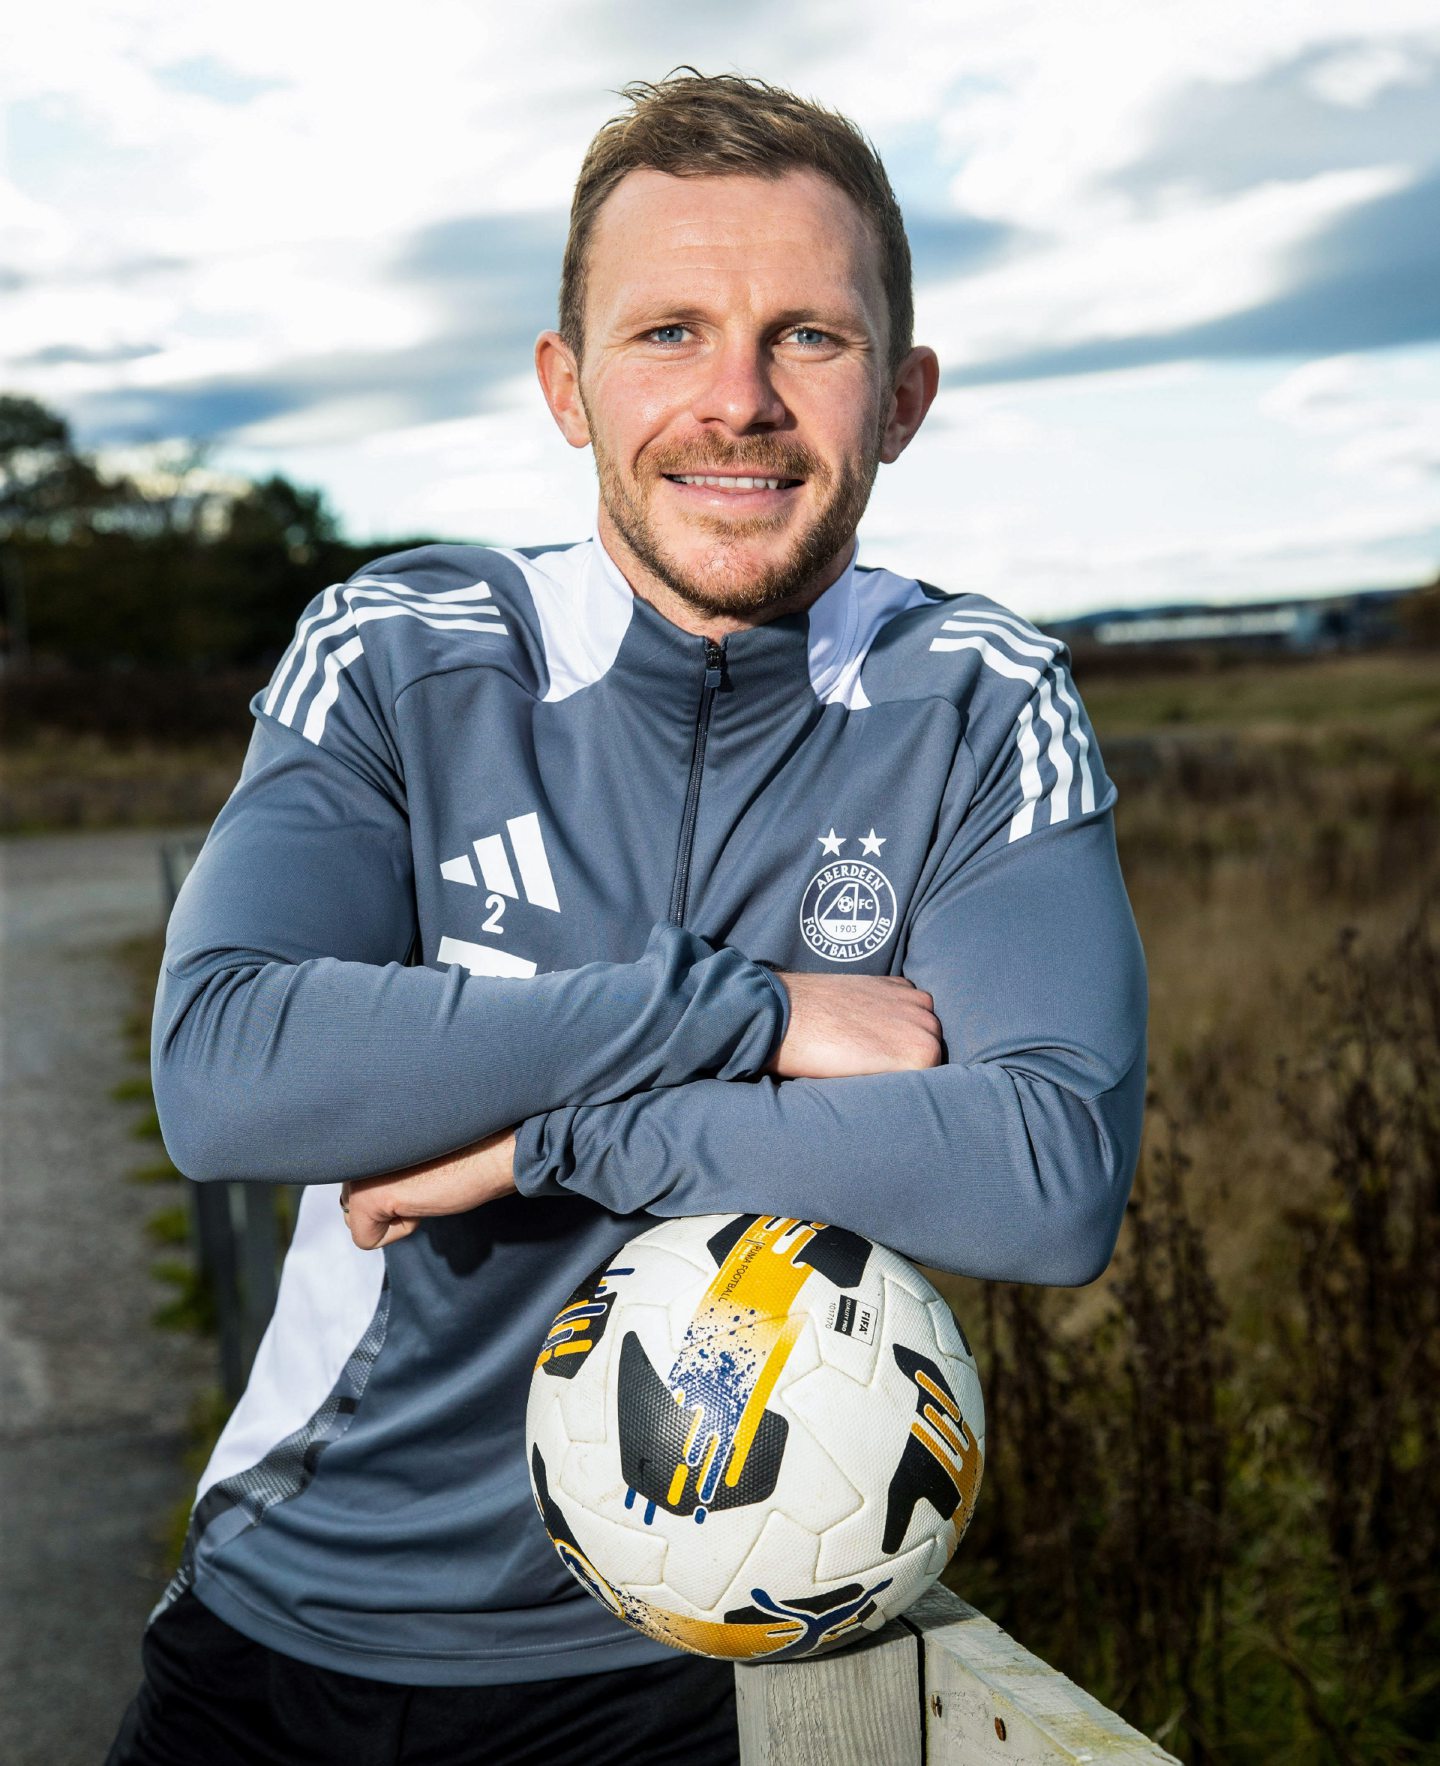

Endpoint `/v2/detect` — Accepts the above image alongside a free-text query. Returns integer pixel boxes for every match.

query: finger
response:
[347,1205,396,1251]
[372,1218,418,1248]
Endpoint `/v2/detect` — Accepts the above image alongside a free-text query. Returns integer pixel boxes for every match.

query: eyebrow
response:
[612,301,874,337]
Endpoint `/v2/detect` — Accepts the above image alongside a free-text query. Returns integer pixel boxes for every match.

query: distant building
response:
[1047,585,1419,657]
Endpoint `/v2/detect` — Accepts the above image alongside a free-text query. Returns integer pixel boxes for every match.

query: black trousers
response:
[106,1591,741,1766]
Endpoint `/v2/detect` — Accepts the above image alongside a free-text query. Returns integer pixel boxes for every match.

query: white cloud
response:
[919,164,1411,370]
[5,0,1440,610]
[1304,41,1433,108]
[1262,353,1440,488]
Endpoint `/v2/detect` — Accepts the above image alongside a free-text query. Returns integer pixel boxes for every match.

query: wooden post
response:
[736,1585,1179,1765]
[190,1181,244,1401]
[237,1183,282,1375]
[736,1621,922,1766]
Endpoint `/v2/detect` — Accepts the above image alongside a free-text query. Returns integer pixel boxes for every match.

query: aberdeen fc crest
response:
[800,830,896,963]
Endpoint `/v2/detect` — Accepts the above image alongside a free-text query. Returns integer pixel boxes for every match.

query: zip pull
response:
[703,638,724,691]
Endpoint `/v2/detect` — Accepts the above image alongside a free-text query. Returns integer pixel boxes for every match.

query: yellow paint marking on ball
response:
[910,1420,966,1500]
[923,1402,963,1453]
[726,1311,806,1488]
[536,1339,594,1368]
[702,1217,823,1318]
[667,1461,689,1506]
[664,1218,829,1499]
[910,1416,984,1519]
[625,1598,804,1661]
[915,1368,960,1418]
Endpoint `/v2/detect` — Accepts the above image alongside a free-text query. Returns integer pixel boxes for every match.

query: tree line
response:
[0,393,432,672]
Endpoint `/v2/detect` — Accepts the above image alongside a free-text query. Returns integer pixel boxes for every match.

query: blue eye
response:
[649,325,689,345]
[789,327,830,347]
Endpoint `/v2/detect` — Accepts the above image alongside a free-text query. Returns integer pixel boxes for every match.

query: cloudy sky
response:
[4,0,1439,618]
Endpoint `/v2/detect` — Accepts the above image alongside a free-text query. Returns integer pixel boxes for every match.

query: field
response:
[11,644,1438,1761]
[935,647,1440,1762]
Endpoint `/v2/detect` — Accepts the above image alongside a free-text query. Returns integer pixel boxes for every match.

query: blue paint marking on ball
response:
[747,1579,895,1660]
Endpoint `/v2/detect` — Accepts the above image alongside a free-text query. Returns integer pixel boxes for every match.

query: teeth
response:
[675,474,786,491]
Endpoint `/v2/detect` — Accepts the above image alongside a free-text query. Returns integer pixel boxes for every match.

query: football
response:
[525,1213,984,1664]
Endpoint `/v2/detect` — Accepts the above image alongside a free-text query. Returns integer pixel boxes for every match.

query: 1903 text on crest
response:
[799,860,897,963]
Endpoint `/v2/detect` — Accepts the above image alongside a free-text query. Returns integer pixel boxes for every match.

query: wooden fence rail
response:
[737,1585,1178,1764]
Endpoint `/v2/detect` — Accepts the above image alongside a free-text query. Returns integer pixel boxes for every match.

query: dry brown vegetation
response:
[935,646,1440,1763]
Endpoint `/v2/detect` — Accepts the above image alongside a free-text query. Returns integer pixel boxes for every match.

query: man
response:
[109,70,1146,1766]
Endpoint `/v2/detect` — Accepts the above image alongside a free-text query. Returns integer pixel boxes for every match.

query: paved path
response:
[1,831,211,1766]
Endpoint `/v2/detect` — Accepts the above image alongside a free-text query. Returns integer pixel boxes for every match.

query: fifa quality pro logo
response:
[800,827,897,964]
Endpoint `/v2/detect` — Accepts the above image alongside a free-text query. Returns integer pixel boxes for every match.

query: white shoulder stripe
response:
[302,635,365,744]
[1048,670,1097,815]
[277,596,505,728]
[280,581,502,719]
[264,580,343,716]
[929,631,1042,683]
[927,629,1096,837]
[265,576,498,717]
[949,603,1056,649]
[1031,676,1074,836]
[938,615,1057,663]
[265,575,507,745]
[1012,702,1044,839]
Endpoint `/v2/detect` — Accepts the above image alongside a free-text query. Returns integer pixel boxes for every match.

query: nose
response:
[690,334,787,434]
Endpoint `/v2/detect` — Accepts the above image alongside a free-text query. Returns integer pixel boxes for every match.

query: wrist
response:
[756,962,792,1071]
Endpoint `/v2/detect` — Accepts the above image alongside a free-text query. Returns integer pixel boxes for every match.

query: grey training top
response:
[152,534,1147,1684]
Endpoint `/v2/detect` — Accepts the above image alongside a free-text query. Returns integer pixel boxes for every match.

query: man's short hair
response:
[560,69,914,376]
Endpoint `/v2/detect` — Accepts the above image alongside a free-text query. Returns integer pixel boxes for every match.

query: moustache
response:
[644,440,824,483]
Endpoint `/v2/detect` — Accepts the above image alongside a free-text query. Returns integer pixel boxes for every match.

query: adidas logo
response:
[440,812,560,912]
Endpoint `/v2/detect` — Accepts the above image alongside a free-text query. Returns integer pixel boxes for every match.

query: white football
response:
[525,1213,984,1664]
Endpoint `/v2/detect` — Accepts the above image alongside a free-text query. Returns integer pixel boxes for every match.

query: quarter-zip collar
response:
[592,530,861,715]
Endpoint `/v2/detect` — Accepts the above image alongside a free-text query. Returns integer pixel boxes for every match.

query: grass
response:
[1079,649,1440,738]
[0,731,248,834]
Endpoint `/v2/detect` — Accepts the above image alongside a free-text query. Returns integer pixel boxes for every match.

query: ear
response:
[535,331,591,449]
[878,346,940,465]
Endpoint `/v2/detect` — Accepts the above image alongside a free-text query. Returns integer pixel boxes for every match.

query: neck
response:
[595,508,855,640]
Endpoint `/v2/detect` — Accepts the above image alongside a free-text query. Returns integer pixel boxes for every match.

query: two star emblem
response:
[819,827,886,858]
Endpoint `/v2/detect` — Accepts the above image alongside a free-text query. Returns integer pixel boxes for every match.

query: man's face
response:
[566,168,897,622]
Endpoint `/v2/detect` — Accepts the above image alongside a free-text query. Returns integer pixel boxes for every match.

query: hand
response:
[339,1128,518,1250]
[767,973,942,1080]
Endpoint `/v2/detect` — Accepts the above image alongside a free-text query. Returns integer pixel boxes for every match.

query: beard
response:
[589,423,882,622]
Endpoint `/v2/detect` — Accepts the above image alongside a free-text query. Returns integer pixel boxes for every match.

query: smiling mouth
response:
[663,472,803,491]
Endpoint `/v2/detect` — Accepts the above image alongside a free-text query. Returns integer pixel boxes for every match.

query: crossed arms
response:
[155,711,1146,1284]
[338,971,944,1249]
